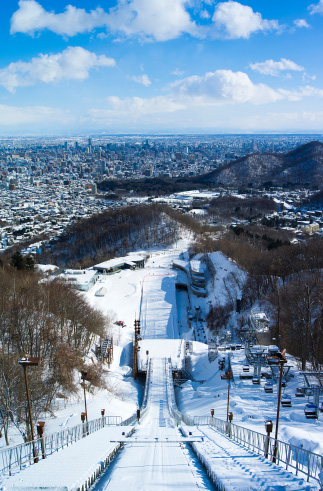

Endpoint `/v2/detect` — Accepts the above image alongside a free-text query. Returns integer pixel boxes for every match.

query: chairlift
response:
[264,382,273,393]
[281,395,292,407]
[295,387,305,397]
[304,403,318,419]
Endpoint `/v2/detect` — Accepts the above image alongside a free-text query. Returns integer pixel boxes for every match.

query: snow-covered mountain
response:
[198,141,323,187]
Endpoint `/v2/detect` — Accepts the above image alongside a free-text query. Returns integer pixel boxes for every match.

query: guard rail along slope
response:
[0,415,121,476]
[194,415,323,487]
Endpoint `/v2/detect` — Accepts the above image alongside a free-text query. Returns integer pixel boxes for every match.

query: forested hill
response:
[37,204,180,268]
[97,176,207,196]
[197,141,323,187]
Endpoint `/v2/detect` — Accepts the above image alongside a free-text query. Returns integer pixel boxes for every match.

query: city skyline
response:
[1,0,323,134]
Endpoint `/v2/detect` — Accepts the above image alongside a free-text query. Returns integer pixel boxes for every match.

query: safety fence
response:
[193,416,323,486]
[0,415,121,476]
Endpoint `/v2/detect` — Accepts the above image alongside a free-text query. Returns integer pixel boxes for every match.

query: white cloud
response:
[212,1,280,39]
[106,96,185,114]
[294,18,310,28]
[130,74,152,86]
[87,96,186,123]
[249,58,304,76]
[10,0,107,36]
[11,0,284,42]
[172,68,185,76]
[10,0,197,41]
[87,70,323,128]
[106,0,197,41]
[278,85,323,101]
[89,71,323,126]
[169,70,284,104]
[200,10,211,19]
[267,111,323,124]
[0,47,115,93]
[309,0,323,14]
[0,104,70,126]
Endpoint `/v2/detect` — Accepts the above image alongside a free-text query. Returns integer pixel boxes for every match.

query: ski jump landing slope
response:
[93,358,213,490]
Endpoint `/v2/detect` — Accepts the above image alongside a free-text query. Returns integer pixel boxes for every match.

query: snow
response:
[36,264,58,273]
[2,426,133,490]
[177,345,323,459]
[91,358,213,491]
[2,238,322,490]
[207,251,246,306]
[182,424,316,491]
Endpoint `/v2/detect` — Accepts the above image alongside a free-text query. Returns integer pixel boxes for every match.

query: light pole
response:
[18,357,40,463]
[133,319,141,379]
[226,371,232,423]
[80,371,92,423]
[221,370,233,423]
[273,350,287,463]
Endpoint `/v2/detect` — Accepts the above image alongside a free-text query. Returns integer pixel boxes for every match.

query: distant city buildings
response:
[0,134,322,252]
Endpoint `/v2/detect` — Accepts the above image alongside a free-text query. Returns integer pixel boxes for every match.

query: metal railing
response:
[165,359,194,426]
[194,416,323,486]
[122,357,153,427]
[0,415,121,476]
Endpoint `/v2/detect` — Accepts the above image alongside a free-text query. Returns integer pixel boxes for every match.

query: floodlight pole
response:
[133,319,141,380]
[81,371,92,423]
[226,371,232,423]
[22,364,36,443]
[83,380,88,423]
[273,351,287,463]
[19,358,41,463]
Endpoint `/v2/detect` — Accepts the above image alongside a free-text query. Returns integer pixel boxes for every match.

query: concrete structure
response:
[93,255,146,274]
[59,269,97,291]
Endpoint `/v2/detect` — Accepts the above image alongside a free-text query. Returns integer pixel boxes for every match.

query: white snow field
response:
[1,242,322,490]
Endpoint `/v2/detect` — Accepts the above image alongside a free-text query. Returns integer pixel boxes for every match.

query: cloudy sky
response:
[1,0,323,134]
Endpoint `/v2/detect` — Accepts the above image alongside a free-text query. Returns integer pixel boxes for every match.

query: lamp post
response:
[37,421,46,460]
[225,371,232,423]
[273,350,287,463]
[221,370,233,425]
[80,371,92,423]
[264,420,273,458]
[18,357,41,463]
[133,319,141,379]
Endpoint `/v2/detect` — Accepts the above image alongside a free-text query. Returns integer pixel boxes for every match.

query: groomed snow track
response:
[92,357,215,490]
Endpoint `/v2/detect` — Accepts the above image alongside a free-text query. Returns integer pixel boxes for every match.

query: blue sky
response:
[1,0,323,134]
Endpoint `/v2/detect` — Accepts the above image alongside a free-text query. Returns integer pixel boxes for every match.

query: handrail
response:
[0,415,121,476]
[166,363,322,485]
[165,359,194,426]
[194,416,323,486]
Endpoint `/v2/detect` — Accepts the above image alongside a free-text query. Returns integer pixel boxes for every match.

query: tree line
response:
[198,229,323,369]
[0,261,109,445]
[37,204,180,268]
